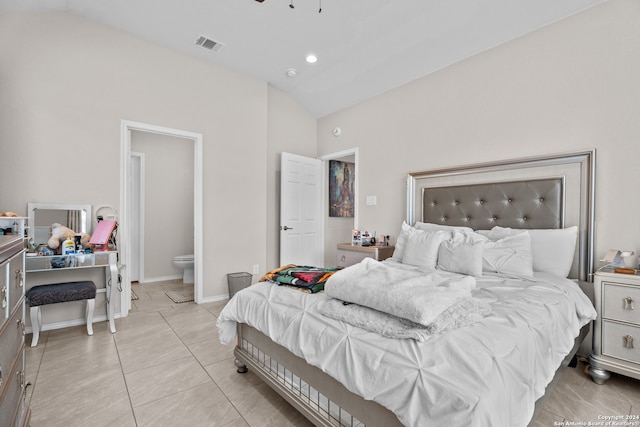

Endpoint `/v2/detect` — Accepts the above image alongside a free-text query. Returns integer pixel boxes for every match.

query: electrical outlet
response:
[252,264,259,275]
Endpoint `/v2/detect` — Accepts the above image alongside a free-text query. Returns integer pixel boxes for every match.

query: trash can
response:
[227,272,253,298]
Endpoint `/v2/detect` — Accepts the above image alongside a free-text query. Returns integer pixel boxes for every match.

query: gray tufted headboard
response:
[421,178,564,230]
[407,150,596,281]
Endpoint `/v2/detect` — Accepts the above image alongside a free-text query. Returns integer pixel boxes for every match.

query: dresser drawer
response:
[602,320,640,364]
[7,251,24,319]
[603,282,640,324]
[0,350,25,427]
[0,305,24,384]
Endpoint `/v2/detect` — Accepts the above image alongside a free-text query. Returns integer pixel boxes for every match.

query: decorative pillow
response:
[414,222,474,233]
[528,226,578,277]
[401,229,450,268]
[437,231,485,277]
[481,228,534,277]
[391,221,413,262]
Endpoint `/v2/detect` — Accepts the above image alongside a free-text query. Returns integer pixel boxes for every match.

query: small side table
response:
[589,268,640,384]
[336,243,394,268]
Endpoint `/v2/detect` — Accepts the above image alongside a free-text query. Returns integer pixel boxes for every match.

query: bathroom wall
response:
[131,130,194,282]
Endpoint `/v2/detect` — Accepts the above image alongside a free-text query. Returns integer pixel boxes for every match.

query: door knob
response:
[281,226,294,231]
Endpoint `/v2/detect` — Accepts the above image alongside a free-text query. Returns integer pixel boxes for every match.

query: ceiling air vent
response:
[194,35,224,53]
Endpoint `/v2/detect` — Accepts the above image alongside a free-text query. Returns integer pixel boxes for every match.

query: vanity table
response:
[25,251,118,334]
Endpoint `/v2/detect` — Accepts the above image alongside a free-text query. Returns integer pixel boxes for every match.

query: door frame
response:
[129,151,145,284]
[120,120,204,311]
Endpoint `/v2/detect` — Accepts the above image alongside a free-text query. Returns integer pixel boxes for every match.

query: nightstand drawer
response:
[336,249,370,268]
[603,282,640,324]
[336,244,395,268]
[602,321,640,364]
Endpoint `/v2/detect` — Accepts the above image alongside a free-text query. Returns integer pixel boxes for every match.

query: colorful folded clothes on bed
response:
[260,264,339,293]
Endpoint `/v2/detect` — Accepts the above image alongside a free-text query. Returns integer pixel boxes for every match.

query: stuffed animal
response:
[47,223,91,250]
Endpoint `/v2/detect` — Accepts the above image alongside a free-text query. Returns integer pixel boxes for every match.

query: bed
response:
[217,150,597,427]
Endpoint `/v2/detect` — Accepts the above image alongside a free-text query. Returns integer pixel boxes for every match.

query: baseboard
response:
[139,274,182,283]
[199,294,231,304]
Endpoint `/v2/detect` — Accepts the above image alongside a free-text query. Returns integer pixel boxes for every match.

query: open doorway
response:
[129,131,194,286]
[120,120,204,313]
[320,148,359,267]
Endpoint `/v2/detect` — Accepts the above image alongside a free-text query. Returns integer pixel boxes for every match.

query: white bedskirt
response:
[218,268,596,427]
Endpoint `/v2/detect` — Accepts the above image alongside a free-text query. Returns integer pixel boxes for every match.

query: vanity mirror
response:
[28,203,92,246]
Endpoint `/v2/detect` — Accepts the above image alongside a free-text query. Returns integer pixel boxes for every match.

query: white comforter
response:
[324,258,477,326]
[217,262,596,427]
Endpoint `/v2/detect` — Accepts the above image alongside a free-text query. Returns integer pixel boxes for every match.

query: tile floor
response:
[25,280,640,427]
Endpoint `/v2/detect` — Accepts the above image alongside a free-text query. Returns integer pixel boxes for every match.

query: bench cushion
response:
[27,281,96,306]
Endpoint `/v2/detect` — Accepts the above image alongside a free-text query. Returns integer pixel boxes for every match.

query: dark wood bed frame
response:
[233,150,596,427]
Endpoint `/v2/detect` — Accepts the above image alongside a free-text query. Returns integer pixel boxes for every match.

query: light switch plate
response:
[366,196,377,206]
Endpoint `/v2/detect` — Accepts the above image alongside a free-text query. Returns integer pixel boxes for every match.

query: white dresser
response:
[0,235,29,427]
[589,269,640,384]
[336,243,394,268]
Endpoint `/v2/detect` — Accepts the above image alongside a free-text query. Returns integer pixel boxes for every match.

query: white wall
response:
[317,0,640,266]
[4,0,638,300]
[0,11,268,300]
[266,86,317,271]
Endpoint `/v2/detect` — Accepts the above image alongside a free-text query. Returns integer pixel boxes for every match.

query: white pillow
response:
[528,226,578,277]
[414,222,474,233]
[482,226,578,277]
[401,229,450,268]
[437,231,485,277]
[391,221,413,262]
[482,228,534,277]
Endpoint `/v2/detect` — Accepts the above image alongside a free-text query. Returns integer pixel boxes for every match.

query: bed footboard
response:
[234,323,403,427]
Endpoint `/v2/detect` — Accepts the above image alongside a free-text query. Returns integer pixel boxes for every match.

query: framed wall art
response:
[329,160,355,217]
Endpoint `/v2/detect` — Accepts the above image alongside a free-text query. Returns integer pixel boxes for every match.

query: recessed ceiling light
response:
[306,54,318,64]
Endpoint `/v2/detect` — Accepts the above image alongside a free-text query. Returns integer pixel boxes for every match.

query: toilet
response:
[173,254,194,284]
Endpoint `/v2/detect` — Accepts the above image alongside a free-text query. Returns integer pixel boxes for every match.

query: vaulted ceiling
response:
[0,0,605,117]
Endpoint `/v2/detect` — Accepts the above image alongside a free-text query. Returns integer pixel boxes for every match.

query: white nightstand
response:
[589,268,640,384]
[336,243,394,268]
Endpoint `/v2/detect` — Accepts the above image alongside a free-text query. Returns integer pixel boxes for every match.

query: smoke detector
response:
[194,35,225,53]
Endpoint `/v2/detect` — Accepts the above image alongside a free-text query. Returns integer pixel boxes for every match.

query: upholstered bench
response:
[26,281,97,347]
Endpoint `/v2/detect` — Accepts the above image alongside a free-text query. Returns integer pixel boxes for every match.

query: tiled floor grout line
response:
[113,328,139,426]
[158,302,253,426]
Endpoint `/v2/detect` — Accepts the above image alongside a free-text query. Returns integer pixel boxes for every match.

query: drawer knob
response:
[624,335,635,349]
[340,255,346,262]
[624,297,635,310]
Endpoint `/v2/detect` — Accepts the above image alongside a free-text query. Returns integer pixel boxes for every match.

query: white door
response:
[280,152,323,266]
